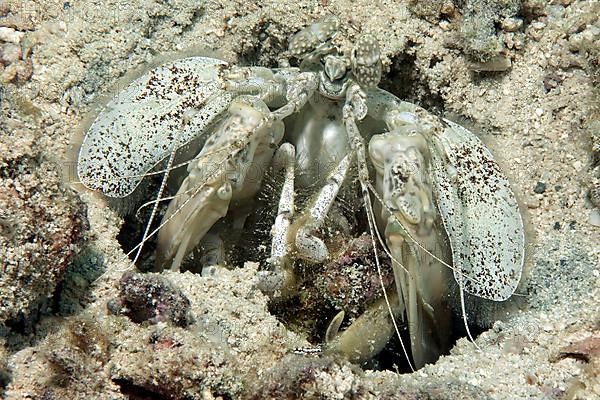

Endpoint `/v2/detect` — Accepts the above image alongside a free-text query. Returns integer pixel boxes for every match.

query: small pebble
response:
[439,20,450,31]
[526,197,540,209]
[533,181,546,194]
[492,320,505,333]
[469,55,512,72]
[0,27,24,44]
[440,1,455,16]
[0,43,22,64]
[588,209,600,227]
[543,74,561,91]
[529,22,546,40]
[531,21,547,30]
[525,373,538,385]
[542,322,553,332]
[501,17,523,32]
[559,259,567,267]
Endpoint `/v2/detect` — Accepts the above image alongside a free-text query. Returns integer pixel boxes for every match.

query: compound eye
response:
[289,30,317,56]
[313,15,340,42]
[288,15,340,56]
[350,34,382,88]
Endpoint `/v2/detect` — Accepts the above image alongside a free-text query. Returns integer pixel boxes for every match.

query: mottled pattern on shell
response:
[590,179,600,209]
[288,15,340,56]
[351,34,382,88]
[77,57,232,198]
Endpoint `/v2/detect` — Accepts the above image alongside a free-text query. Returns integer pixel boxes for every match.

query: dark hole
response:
[112,378,174,400]
[380,51,446,113]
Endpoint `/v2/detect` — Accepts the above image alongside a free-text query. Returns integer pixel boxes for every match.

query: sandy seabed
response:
[1,0,599,399]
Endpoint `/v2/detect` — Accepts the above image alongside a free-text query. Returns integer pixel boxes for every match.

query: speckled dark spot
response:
[533,181,546,194]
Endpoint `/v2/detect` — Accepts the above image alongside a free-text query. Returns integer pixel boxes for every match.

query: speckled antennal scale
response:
[429,119,524,301]
[77,57,233,198]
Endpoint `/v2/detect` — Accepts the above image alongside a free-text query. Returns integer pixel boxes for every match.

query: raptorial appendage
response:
[369,129,452,368]
[155,96,283,271]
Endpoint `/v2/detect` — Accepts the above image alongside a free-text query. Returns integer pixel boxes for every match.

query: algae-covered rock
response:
[0,87,88,327]
[107,271,193,327]
[458,0,522,62]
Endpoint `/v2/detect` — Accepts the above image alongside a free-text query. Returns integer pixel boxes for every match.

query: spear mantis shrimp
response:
[77,15,525,370]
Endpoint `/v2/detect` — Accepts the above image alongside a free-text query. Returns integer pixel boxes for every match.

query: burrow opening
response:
[115,154,491,373]
[113,45,503,373]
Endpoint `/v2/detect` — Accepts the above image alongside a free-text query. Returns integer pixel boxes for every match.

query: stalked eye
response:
[288,15,340,56]
[350,34,382,88]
